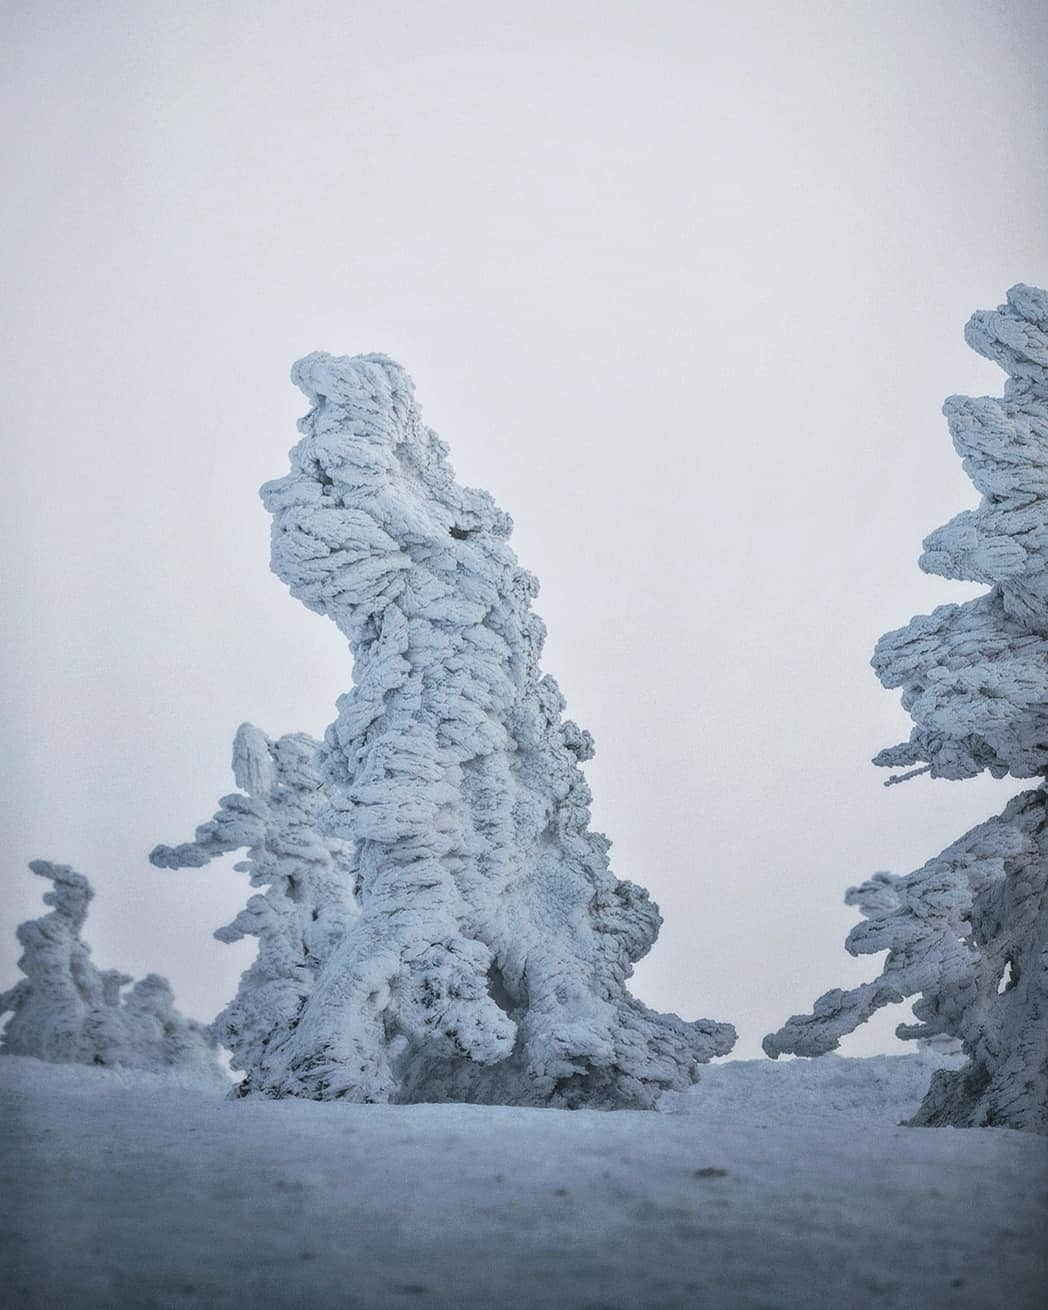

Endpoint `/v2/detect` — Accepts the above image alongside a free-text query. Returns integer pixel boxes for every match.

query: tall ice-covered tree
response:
[252,351,735,1106]
[765,285,1048,1134]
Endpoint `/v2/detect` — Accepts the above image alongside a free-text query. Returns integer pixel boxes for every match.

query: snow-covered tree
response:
[150,723,358,1094]
[765,285,1048,1134]
[1,860,222,1082]
[252,351,735,1107]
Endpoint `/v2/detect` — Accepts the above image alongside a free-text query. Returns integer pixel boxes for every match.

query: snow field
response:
[4,1052,1046,1309]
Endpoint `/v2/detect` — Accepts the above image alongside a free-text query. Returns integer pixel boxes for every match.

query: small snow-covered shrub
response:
[241,350,735,1106]
[1,861,223,1083]
[765,286,1048,1135]
[151,723,358,1094]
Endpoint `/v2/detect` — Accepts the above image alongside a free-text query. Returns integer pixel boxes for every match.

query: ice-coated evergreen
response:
[765,285,1048,1134]
[254,351,735,1106]
[150,723,358,1093]
[1,861,222,1082]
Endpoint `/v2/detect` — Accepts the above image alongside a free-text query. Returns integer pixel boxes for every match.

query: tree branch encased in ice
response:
[150,723,358,1093]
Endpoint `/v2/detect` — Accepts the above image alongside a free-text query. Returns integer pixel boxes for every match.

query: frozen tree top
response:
[874,284,1048,782]
[256,352,734,1105]
[1,861,224,1085]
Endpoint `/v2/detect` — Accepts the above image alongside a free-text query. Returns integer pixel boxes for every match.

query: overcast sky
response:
[4,1,1048,1058]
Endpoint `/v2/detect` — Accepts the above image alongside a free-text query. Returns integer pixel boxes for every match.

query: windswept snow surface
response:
[4,1053,1046,1309]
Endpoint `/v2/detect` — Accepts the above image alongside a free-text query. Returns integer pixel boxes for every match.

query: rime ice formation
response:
[150,724,358,1093]
[764,791,1048,1132]
[254,351,735,1106]
[765,286,1048,1134]
[1,861,222,1082]
[873,282,1048,784]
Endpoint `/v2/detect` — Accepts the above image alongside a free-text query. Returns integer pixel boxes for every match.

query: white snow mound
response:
[3,1052,1045,1309]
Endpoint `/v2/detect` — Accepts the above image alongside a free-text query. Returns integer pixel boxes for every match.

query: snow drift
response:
[5,1051,1045,1310]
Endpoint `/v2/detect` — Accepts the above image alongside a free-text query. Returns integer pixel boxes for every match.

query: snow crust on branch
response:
[764,788,1047,1132]
[873,284,1048,783]
[1,861,223,1083]
[765,286,1048,1134]
[150,723,358,1092]
[255,351,734,1106]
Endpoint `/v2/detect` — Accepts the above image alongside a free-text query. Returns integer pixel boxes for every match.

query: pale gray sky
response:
[3,1,1047,1058]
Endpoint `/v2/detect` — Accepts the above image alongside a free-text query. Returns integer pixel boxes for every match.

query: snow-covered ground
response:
[3,1052,1045,1309]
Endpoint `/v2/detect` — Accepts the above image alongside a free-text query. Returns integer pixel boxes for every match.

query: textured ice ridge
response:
[245,350,735,1106]
[765,286,1048,1134]
[1,861,223,1083]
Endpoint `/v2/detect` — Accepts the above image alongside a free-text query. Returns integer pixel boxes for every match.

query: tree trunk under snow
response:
[765,284,1048,1135]
[253,351,735,1106]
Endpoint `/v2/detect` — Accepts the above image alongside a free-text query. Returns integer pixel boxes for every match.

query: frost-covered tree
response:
[1,860,222,1082]
[150,723,358,1094]
[252,350,735,1107]
[765,285,1048,1134]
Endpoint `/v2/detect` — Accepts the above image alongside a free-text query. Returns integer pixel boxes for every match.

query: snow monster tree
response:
[765,284,1048,1135]
[255,351,735,1106]
[1,860,222,1082]
[150,723,358,1094]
